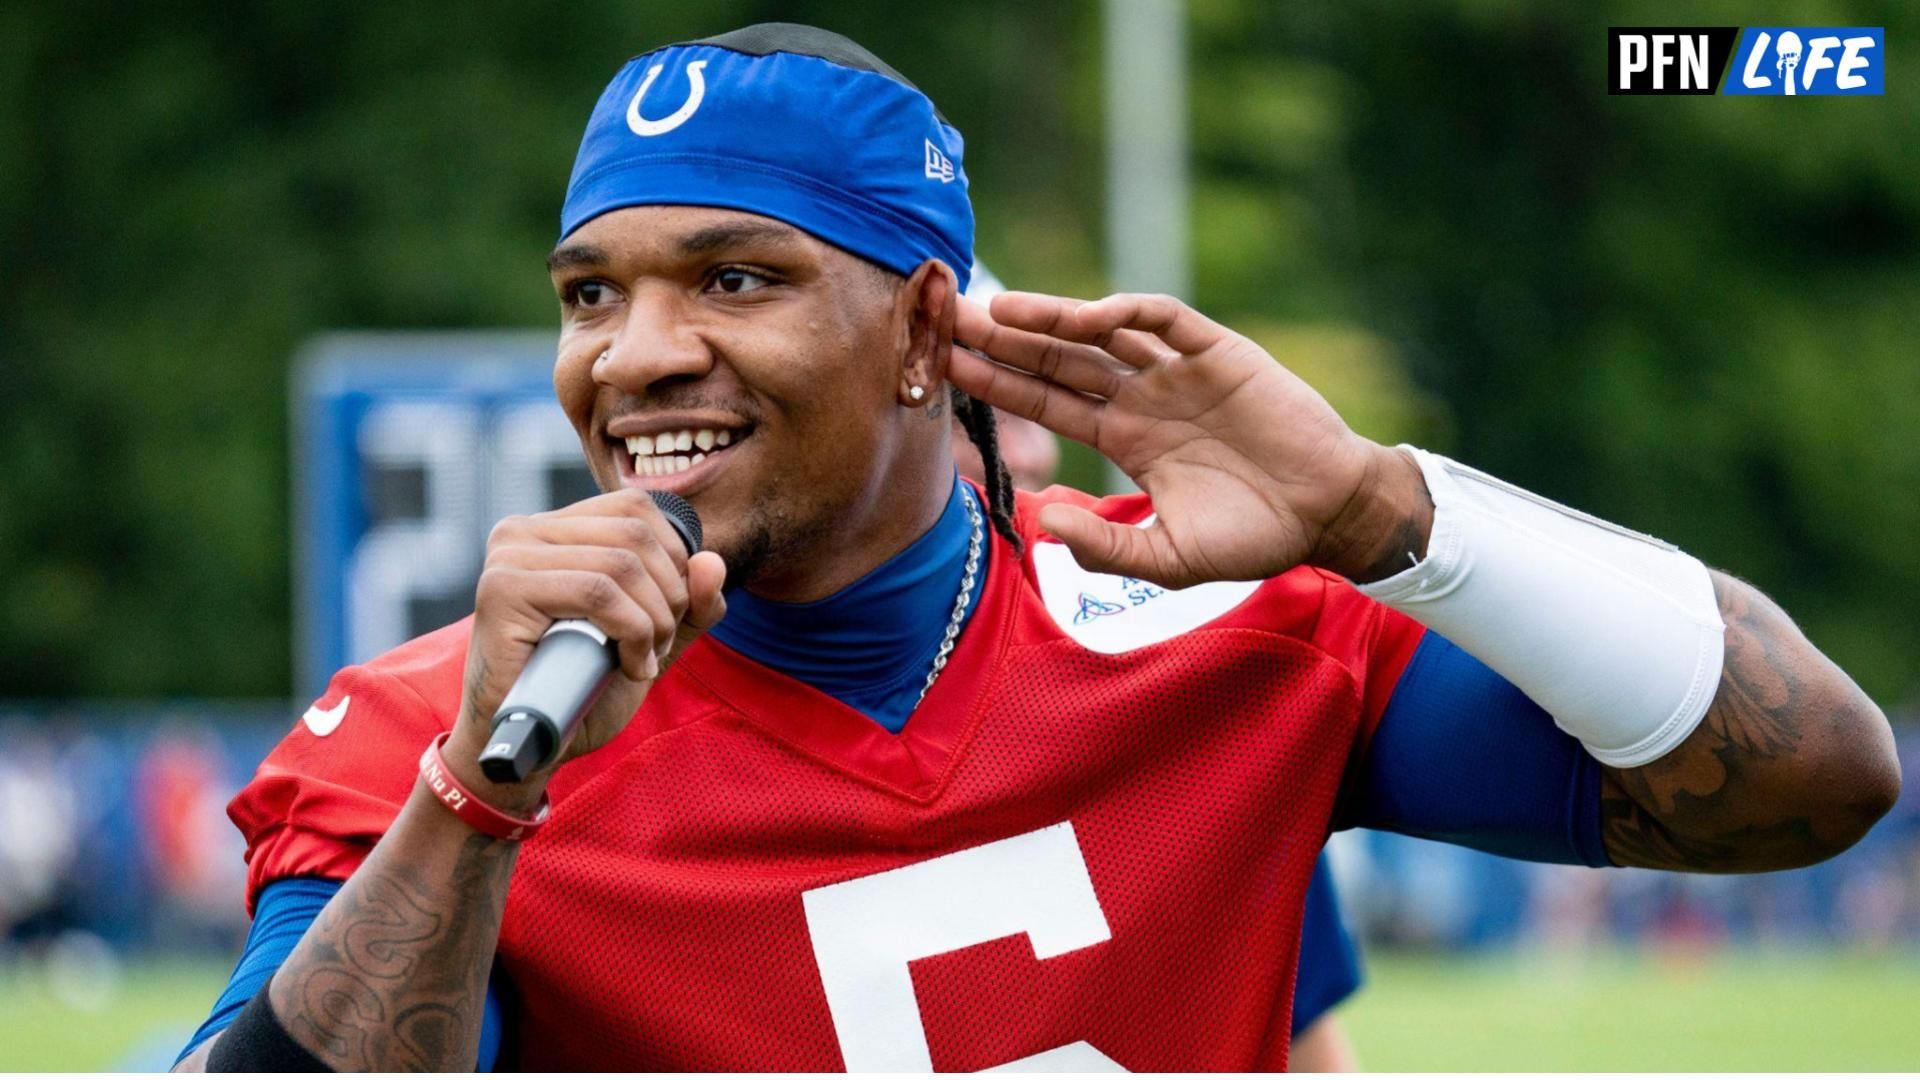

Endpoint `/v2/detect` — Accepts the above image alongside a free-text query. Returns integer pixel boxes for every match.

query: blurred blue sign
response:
[293,334,592,699]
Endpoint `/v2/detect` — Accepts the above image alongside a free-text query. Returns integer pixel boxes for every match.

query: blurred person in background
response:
[135,729,249,952]
[0,729,80,949]
[172,23,1897,1073]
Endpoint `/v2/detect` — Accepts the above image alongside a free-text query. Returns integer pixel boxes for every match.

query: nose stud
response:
[909,386,925,401]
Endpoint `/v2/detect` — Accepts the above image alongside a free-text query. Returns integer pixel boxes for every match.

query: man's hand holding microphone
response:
[182,489,725,1072]
[442,488,728,811]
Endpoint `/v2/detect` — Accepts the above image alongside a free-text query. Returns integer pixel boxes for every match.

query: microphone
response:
[477,490,702,784]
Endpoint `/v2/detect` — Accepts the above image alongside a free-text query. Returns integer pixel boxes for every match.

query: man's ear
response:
[897,259,958,408]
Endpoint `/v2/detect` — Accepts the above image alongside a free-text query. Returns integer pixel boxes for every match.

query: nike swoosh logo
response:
[302,695,351,737]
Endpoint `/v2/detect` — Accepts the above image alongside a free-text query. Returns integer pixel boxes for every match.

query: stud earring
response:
[909,385,926,401]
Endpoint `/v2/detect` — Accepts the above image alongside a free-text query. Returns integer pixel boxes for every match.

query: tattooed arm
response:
[951,289,1900,873]
[174,768,528,1072]
[1320,451,1900,874]
[1599,571,1900,871]
[174,490,730,1072]
[273,786,520,1070]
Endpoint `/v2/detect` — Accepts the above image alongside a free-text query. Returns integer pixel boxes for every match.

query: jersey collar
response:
[676,479,1017,801]
[704,476,985,732]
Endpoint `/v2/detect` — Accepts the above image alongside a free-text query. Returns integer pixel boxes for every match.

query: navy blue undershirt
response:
[1344,633,1609,867]
[708,475,988,733]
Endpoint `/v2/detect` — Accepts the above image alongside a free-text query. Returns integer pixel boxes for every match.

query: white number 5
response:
[802,822,1124,1072]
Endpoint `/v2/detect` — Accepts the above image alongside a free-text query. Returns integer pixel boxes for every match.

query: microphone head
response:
[646,489,703,554]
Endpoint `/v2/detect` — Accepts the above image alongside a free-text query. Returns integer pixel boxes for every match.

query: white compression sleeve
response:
[1357,447,1726,768]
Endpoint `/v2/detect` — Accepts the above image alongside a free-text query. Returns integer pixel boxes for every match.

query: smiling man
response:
[175,23,1898,1073]
[549,206,957,603]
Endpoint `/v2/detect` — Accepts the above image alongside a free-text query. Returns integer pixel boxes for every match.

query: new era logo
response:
[924,138,955,183]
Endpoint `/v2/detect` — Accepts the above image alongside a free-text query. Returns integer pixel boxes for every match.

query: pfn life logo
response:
[1610,27,1883,95]
[1725,28,1883,95]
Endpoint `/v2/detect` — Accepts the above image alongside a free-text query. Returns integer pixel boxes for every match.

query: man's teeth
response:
[621,428,737,477]
[632,452,707,476]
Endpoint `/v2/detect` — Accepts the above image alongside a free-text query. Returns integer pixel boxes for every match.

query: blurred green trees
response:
[1,1,1913,704]
[1185,0,1919,702]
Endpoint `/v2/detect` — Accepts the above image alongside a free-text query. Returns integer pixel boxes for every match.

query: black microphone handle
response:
[477,490,701,784]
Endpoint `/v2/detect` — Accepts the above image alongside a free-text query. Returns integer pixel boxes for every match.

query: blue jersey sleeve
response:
[176,878,506,1070]
[1343,632,1611,867]
[1290,854,1362,1035]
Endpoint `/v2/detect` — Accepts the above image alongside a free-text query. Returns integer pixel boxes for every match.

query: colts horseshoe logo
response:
[626,60,709,137]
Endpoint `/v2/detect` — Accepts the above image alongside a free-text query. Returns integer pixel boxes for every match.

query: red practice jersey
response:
[230,483,1424,1071]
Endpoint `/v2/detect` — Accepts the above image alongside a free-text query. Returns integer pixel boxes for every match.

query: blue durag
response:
[560,23,974,289]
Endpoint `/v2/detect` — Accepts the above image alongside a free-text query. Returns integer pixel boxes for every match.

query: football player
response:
[176,24,1896,1072]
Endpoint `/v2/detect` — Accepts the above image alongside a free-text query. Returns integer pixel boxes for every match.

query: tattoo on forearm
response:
[1599,773,1826,871]
[1319,448,1434,585]
[271,830,515,1070]
[1600,572,1878,872]
[462,652,493,723]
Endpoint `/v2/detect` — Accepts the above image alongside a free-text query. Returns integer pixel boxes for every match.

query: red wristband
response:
[418,732,551,841]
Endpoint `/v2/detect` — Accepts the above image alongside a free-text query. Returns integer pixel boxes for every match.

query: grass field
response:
[2,949,1917,1070]
[1345,950,1920,1071]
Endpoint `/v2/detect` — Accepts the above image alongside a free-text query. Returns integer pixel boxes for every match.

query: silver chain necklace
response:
[914,487,985,709]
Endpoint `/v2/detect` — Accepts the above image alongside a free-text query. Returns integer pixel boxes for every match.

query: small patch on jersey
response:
[301,695,350,737]
[1032,530,1261,654]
